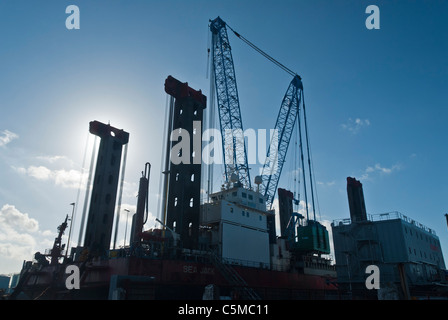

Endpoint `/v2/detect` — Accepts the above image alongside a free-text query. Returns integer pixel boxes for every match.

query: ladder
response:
[209,251,261,300]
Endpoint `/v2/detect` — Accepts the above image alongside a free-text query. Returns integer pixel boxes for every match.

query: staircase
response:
[209,251,261,300]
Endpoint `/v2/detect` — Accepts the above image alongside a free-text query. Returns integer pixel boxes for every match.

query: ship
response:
[8,76,338,300]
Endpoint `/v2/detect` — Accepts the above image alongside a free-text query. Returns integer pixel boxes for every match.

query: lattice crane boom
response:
[260,75,303,209]
[210,17,252,189]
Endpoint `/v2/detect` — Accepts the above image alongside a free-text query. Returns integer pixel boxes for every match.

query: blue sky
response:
[0,0,447,274]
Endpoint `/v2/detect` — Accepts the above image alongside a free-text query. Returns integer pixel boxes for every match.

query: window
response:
[232,192,237,197]
[242,192,247,198]
[259,198,263,204]
[248,194,253,200]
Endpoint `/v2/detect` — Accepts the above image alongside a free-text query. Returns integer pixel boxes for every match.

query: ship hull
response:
[18,256,338,300]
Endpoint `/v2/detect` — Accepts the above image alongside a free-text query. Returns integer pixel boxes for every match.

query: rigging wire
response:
[157,94,171,222]
[225,22,298,78]
[113,142,128,249]
[301,91,317,222]
[77,136,98,246]
[293,116,301,212]
[297,97,309,221]
[206,47,217,202]
[206,24,211,79]
[71,130,90,249]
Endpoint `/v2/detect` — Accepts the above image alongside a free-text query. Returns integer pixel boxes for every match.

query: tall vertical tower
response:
[83,121,129,256]
[347,177,367,222]
[277,188,294,238]
[163,76,206,249]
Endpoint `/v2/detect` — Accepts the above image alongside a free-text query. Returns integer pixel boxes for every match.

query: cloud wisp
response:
[341,118,370,135]
[360,163,401,180]
[13,165,84,189]
[0,130,19,147]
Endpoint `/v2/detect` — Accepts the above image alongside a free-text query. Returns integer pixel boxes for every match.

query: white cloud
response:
[360,163,401,180]
[0,129,19,147]
[27,165,52,181]
[317,180,335,187]
[341,118,370,134]
[12,165,84,189]
[0,204,39,232]
[35,155,71,164]
[52,168,84,189]
[122,181,138,198]
[0,205,53,272]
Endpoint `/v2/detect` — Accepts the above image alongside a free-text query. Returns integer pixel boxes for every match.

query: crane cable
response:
[225,23,298,78]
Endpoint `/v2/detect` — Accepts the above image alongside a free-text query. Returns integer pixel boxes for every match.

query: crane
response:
[209,17,252,189]
[259,75,305,210]
[209,17,316,217]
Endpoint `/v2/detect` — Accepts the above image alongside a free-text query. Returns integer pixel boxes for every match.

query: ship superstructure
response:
[201,182,274,269]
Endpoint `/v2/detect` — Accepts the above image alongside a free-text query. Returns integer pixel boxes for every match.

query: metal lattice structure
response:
[260,75,303,209]
[209,17,311,212]
[210,17,252,189]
